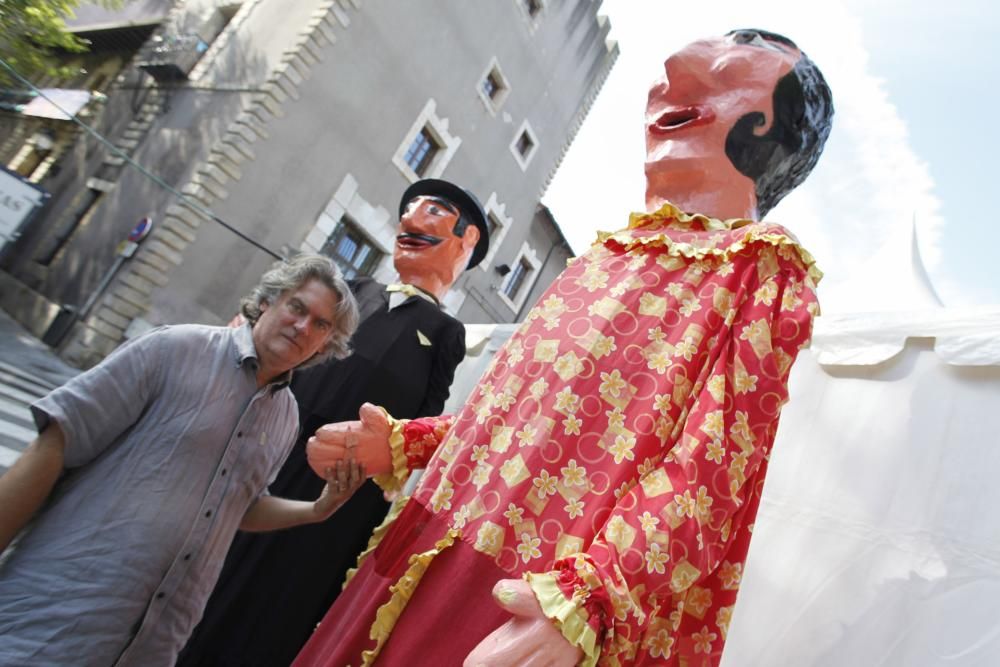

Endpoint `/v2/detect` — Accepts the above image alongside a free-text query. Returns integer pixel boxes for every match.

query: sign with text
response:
[0,166,49,252]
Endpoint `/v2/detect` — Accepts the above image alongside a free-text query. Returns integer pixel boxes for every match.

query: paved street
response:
[0,310,78,472]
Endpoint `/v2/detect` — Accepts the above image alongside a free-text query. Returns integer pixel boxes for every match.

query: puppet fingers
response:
[491,579,544,618]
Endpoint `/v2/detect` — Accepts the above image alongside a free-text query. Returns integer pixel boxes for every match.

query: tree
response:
[0,0,121,87]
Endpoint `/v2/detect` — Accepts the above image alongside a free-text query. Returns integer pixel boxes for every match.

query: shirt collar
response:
[233,321,293,391]
[386,283,440,310]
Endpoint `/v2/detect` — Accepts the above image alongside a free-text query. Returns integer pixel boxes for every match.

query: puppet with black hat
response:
[178,179,489,667]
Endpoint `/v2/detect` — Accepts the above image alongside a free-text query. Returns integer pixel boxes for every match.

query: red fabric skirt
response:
[293,500,512,666]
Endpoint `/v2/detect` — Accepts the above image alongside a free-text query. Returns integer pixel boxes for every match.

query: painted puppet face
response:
[394,195,478,292]
[644,31,800,207]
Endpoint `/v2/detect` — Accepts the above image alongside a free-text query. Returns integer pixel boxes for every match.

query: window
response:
[476,58,511,114]
[300,174,396,281]
[482,74,500,100]
[321,217,383,279]
[478,191,513,270]
[392,100,462,183]
[509,120,539,171]
[515,0,545,27]
[498,242,541,313]
[403,128,440,177]
[178,2,245,81]
[487,213,502,240]
[502,257,532,301]
[515,132,534,158]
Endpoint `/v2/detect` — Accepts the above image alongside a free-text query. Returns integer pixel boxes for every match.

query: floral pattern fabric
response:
[394,203,820,665]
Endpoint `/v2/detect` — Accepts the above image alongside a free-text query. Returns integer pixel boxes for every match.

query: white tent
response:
[722,306,1000,666]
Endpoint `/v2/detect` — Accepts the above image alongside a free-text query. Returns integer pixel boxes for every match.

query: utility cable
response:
[0,56,283,260]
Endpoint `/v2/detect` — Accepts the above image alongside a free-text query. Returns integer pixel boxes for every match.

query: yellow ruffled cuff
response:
[525,572,601,667]
[595,201,823,286]
[372,413,410,495]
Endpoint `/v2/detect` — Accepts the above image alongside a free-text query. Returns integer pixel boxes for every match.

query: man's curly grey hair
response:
[240,254,359,367]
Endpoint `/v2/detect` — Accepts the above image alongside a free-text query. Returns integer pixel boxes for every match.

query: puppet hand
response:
[463,579,582,667]
[306,403,393,478]
[312,459,366,520]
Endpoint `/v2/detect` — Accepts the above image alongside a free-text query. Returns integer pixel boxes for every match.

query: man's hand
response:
[464,579,582,667]
[306,403,393,478]
[313,459,366,521]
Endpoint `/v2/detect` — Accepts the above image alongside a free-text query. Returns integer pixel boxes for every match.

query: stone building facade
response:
[0,0,617,367]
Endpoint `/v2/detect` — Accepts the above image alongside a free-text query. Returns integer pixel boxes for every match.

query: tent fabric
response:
[811,307,1000,366]
[722,336,1000,666]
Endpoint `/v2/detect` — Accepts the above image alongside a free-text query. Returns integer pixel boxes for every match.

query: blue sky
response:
[546,0,998,313]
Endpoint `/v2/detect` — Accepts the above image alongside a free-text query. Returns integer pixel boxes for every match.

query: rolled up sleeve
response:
[31,329,163,468]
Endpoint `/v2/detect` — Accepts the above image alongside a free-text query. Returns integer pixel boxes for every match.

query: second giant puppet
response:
[178,179,488,667]
[299,29,833,667]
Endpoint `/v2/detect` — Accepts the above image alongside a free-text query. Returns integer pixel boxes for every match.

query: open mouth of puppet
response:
[648,106,714,134]
[396,232,443,250]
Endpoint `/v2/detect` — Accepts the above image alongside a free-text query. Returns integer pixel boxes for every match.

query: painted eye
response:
[731,30,760,45]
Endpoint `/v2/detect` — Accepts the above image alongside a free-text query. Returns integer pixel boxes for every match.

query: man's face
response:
[393,196,477,288]
[252,278,339,374]
[644,31,800,187]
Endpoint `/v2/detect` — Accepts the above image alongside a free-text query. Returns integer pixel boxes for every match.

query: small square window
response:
[509,120,538,171]
[515,131,534,158]
[403,128,441,177]
[392,100,461,182]
[502,257,533,301]
[482,72,501,100]
[478,192,513,271]
[321,216,383,279]
[477,59,511,114]
[498,241,541,312]
[486,212,502,240]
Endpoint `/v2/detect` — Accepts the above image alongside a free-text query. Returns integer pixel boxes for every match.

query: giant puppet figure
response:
[178,179,489,667]
[298,29,833,666]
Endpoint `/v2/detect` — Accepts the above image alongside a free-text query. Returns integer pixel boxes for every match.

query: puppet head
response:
[644,29,833,220]
[394,179,489,300]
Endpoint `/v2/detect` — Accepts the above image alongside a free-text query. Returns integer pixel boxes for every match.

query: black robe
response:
[177,278,466,667]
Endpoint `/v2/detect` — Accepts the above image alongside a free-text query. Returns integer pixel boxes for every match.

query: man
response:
[0,254,364,666]
[297,29,833,667]
[178,178,489,666]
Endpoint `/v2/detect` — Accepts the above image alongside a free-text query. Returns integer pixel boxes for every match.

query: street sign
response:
[0,166,49,253]
[128,216,153,243]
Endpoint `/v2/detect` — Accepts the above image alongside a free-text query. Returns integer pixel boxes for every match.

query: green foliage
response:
[0,0,123,86]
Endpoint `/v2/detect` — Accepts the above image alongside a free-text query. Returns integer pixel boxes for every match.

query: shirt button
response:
[205,510,213,518]
[221,469,227,476]
[237,431,244,438]
[183,554,192,561]
[156,592,165,599]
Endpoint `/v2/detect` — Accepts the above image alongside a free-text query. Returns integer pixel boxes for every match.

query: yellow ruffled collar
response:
[594,202,823,285]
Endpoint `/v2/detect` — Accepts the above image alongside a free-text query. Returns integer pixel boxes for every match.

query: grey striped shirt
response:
[0,323,298,666]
